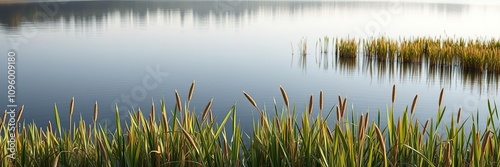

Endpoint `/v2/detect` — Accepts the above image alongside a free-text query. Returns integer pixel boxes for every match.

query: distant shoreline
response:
[0,0,499,6]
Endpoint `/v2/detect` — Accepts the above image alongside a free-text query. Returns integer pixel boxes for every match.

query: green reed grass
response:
[337,37,358,58]
[364,38,375,59]
[364,37,398,62]
[375,37,389,61]
[2,83,500,166]
[307,36,500,73]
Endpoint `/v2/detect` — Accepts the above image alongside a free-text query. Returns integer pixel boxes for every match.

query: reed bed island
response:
[305,36,500,73]
[1,82,500,166]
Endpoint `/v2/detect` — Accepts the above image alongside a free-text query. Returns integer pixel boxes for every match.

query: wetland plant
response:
[337,37,358,58]
[308,36,500,73]
[2,83,500,166]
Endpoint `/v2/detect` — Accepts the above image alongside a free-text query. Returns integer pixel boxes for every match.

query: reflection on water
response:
[0,1,489,33]
[1,1,500,130]
[427,64,453,87]
[461,71,500,94]
[338,57,357,75]
[0,1,358,29]
[299,54,307,71]
[374,59,396,84]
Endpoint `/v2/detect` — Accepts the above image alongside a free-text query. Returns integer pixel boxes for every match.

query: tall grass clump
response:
[375,37,389,61]
[364,37,397,62]
[364,38,376,59]
[337,37,358,58]
[330,36,500,73]
[425,37,441,66]
[460,46,487,72]
[398,37,426,63]
[388,39,398,62]
[2,83,500,166]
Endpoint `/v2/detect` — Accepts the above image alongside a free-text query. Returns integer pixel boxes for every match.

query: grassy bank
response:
[1,83,500,166]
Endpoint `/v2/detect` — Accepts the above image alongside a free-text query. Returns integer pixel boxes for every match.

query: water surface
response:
[1,1,500,130]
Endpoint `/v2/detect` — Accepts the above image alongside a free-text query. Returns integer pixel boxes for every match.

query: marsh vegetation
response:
[2,82,500,166]
[306,36,500,73]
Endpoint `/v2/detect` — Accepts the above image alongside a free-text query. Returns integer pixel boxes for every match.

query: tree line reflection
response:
[0,1,469,30]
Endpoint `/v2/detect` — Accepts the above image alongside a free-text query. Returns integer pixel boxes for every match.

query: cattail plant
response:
[3,84,500,166]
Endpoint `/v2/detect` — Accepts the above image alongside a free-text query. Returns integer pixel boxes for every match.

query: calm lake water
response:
[1,1,500,130]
